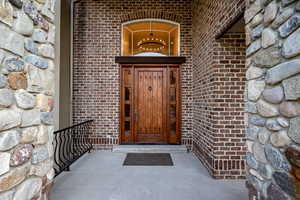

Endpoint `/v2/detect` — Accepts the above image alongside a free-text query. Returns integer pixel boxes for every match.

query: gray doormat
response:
[123,153,174,166]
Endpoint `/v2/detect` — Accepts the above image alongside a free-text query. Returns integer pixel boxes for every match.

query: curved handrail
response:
[53,120,94,177]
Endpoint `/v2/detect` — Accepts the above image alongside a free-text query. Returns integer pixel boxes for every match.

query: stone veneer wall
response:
[245,0,300,199]
[0,0,56,198]
[73,0,193,150]
[192,0,247,179]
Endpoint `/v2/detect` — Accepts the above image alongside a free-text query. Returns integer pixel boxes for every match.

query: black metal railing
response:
[53,120,93,177]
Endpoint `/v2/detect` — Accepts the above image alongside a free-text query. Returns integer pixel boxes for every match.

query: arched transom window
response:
[122,19,180,56]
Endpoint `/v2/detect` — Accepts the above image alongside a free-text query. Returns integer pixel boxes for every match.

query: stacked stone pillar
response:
[245,0,300,199]
[0,0,56,198]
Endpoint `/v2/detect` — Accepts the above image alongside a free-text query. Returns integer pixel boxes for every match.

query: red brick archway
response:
[120,10,183,24]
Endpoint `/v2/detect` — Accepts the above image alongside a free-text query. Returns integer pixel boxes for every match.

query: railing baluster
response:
[82,123,89,152]
[53,120,94,177]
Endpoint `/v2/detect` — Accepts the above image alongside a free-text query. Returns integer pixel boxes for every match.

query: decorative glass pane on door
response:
[125,104,130,117]
[170,104,176,118]
[125,88,130,101]
[124,70,132,85]
[170,71,176,85]
[170,88,176,101]
[125,121,131,136]
[170,120,176,135]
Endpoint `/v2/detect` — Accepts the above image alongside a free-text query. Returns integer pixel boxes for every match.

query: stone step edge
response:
[112,145,188,153]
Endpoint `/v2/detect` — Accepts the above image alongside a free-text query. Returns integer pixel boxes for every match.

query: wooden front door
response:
[135,68,167,143]
[120,65,181,144]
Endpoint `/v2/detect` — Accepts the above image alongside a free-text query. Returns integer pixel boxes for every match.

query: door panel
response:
[135,69,166,143]
[120,65,181,144]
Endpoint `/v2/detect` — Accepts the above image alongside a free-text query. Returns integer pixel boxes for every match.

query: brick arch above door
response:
[120,10,183,24]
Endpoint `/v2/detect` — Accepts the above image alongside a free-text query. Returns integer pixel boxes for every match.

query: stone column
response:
[245,0,300,199]
[0,0,56,198]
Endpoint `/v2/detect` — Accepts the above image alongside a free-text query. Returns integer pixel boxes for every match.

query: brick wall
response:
[213,33,247,178]
[73,0,193,150]
[192,0,247,179]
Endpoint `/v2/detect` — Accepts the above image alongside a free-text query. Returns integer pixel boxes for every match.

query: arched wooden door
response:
[120,65,181,144]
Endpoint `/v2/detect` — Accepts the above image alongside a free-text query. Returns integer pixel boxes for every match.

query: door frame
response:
[119,64,182,144]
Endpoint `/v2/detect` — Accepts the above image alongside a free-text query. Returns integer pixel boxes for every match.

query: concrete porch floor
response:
[50,152,248,200]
